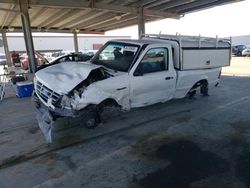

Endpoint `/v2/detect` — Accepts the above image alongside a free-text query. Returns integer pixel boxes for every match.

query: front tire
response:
[81,110,100,129]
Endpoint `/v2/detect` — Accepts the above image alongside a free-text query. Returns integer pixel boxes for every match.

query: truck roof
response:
[109,39,162,46]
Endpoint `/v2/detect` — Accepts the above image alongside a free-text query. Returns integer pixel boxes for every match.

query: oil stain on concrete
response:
[133,140,230,188]
[236,144,250,188]
[231,121,250,132]
[230,121,250,188]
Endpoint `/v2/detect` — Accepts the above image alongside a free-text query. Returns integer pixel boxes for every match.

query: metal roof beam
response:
[101,18,139,31]
[135,0,159,7]
[85,13,129,30]
[3,26,104,34]
[13,0,178,18]
[136,0,170,8]
[177,0,243,14]
[151,0,197,10]
[168,0,218,12]
[89,15,136,31]
[37,9,71,28]
[73,13,116,30]
[0,4,15,29]
[98,17,137,31]
[6,10,19,27]
[30,7,49,25]
[38,9,72,27]
[45,9,78,29]
[101,15,156,31]
[167,0,239,12]
[64,11,109,29]
[57,9,93,29]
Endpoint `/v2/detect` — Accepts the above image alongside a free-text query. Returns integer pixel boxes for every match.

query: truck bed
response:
[174,68,221,99]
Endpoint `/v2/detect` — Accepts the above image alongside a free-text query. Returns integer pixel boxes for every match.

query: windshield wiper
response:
[102,63,117,72]
[92,60,117,72]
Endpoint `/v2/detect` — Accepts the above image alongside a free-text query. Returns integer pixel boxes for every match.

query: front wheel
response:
[81,111,101,129]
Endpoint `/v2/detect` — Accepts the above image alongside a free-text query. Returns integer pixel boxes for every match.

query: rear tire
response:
[188,90,197,99]
[200,81,209,96]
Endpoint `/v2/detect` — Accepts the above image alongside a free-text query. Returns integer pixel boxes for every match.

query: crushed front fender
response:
[33,94,97,143]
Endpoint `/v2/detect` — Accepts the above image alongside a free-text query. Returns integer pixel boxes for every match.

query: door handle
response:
[116,87,127,91]
[165,76,174,80]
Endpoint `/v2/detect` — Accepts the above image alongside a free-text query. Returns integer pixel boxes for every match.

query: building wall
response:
[0,35,131,53]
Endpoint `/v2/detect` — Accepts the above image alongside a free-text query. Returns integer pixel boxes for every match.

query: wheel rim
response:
[86,118,96,128]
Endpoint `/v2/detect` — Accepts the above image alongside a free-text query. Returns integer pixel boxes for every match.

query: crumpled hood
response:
[35,61,101,94]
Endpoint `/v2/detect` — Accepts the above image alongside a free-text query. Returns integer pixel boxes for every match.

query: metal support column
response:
[18,0,36,73]
[73,31,79,53]
[138,7,145,39]
[1,29,12,66]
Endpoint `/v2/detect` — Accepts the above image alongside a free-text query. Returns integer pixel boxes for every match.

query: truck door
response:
[129,44,176,108]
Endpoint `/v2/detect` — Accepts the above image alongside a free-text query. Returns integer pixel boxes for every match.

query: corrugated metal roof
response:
[0,0,243,34]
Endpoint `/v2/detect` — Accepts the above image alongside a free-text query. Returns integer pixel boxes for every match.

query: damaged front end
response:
[33,66,111,143]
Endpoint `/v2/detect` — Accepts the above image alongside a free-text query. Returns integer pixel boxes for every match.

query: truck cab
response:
[128,42,176,107]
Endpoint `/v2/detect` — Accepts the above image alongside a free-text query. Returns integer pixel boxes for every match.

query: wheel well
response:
[77,99,120,115]
[191,79,208,90]
[99,98,119,107]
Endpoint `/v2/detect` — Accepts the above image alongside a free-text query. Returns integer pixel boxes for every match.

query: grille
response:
[36,80,61,106]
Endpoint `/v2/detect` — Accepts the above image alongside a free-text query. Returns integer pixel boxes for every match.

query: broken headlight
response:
[60,95,72,109]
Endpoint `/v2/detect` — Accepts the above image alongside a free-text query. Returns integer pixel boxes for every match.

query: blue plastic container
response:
[16,81,34,98]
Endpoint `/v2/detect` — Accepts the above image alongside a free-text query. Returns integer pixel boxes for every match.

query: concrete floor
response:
[0,58,250,188]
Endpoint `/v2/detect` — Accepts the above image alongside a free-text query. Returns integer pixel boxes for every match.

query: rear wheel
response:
[187,80,209,98]
[187,90,197,99]
[200,81,209,96]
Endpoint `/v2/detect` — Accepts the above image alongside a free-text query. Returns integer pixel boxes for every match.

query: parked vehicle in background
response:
[33,34,231,142]
[21,52,48,70]
[232,45,247,56]
[37,52,95,71]
[82,50,98,57]
[11,51,21,66]
[0,53,7,65]
[242,47,250,56]
[51,50,74,58]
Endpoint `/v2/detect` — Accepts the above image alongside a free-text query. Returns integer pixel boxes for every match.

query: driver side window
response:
[134,48,168,76]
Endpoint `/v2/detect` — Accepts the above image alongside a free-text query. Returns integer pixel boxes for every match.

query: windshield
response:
[91,42,140,72]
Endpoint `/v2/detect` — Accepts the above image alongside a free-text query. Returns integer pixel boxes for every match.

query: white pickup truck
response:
[33,34,231,142]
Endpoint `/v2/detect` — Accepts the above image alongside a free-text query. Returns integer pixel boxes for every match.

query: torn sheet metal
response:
[33,94,78,143]
[36,106,54,143]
